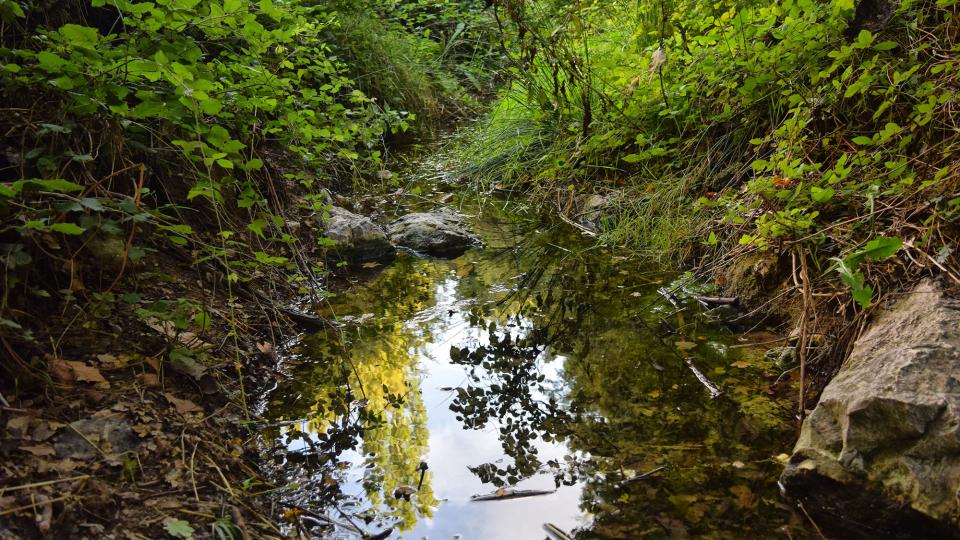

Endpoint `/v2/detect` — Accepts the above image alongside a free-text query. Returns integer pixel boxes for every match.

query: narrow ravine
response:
[256,139,809,539]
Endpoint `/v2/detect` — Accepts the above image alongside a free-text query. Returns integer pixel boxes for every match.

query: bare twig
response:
[0,475,90,494]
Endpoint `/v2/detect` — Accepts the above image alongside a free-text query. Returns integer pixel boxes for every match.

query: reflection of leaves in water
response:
[265,207,803,538]
[264,255,444,531]
[443,230,801,537]
[448,324,572,486]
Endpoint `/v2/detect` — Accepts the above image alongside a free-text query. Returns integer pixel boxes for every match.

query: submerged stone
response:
[387,209,480,257]
[322,206,395,263]
[781,279,960,538]
[578,193,614,232]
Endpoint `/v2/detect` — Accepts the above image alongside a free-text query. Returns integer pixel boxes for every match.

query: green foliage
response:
[0,0,500,349]
[832,236,903,309]
[464,0,959,298]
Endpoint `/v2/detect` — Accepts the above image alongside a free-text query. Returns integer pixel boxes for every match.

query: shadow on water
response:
[259,156,810,538]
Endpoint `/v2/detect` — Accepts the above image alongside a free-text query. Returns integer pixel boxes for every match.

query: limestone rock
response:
[781,279,960,538]
[387,210,480,257]
[322,206,395,262]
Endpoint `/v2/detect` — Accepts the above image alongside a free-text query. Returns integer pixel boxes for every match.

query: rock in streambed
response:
[387,209,481,257]
[322,206,395,263]
[781,278,960,538]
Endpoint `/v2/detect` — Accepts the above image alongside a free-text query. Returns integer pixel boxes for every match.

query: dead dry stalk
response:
[797,247,813,421]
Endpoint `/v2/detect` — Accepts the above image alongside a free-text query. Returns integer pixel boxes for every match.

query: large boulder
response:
[387,209,480,257]
[781,279,960,538]
[322,206,395,262]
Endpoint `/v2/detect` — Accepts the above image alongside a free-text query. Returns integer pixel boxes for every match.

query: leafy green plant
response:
[832,237,903,309]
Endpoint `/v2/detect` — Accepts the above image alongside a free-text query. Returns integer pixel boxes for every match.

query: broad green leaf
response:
[858,236,902,262]
[59,24,99,46]
[159,224,194,235]
[36,51,67,73]
[22,179,84,193]
[810,186,835,203]
[51,222,86,235]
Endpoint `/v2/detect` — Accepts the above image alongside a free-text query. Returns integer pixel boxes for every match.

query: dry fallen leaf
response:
[50,359,110,387]
[6,415,32,437]
[20,444,56,456]
[49,359,75,384]
[144,356,161,373]
[163,393,202,414]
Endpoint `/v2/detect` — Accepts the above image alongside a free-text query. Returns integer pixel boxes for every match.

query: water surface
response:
[261,146,806,539]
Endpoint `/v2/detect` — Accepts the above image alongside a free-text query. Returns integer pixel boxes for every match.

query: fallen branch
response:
[684,357,722,399]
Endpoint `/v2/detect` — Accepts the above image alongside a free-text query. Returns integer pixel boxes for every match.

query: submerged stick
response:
[692,295,739,307]
[544,522,574,540]
[470,488,556,502]
[620,466,667,485]
[684,357,722,399]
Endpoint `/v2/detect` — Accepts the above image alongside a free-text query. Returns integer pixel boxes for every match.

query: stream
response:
[259,139,808,539]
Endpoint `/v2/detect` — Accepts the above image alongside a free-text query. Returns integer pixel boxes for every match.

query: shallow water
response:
[260,144,808,539]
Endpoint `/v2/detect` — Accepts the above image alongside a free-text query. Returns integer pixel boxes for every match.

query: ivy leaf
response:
[80,197,106,211]
[163,517,195,539]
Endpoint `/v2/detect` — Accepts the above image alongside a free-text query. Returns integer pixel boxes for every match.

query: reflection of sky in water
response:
[283,271,587,539]
[408,277,584,539]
